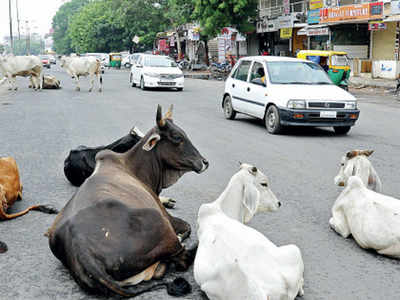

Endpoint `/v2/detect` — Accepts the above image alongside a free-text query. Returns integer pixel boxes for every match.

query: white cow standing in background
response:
[194,163,305,300]
[334,149,382,192]
[0,54,42,90]
[60,56,103,92]
[330,175,400,258]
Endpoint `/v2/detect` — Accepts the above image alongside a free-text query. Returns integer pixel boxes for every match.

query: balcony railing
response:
[259,0,307,19]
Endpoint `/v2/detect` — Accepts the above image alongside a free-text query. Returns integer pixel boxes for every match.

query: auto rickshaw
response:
[109,52,122,68]
[297,50,350,90]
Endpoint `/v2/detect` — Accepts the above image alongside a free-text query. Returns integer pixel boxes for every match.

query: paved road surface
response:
[0,66,399,299]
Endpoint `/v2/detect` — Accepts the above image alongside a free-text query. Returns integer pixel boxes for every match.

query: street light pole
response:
[9,0,14,54]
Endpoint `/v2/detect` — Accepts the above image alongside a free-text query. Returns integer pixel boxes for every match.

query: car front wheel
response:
[334,126,351,135]
[265,105,282,134]
[223,95,236,120]
[140,77,146,90]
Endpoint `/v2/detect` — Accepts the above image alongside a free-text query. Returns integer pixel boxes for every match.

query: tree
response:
[194,0,257,57]
[52,0,90,54]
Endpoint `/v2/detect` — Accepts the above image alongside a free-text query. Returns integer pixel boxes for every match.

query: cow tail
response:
[76,247,191,297]
[0,241,8,253]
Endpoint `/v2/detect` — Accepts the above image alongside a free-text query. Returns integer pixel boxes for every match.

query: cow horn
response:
[165,104,173,119]
[156,105,165,128]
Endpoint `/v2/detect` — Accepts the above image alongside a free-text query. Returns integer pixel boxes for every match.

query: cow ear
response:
[242,185,260,223]
[362,150,374,157]
[346,150,358,159]
[143,133,161,151]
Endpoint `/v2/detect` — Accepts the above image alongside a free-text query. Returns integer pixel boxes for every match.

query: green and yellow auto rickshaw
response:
[109,52,122,68]
[297,50,350,90]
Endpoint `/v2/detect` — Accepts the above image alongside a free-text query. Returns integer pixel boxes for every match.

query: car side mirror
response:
[251,78,266,87]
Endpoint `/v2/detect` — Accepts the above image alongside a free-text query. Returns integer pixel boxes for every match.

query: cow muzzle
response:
[197,159,209,174]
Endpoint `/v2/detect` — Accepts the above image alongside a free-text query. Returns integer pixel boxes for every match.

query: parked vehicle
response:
[109,52,122,68]
[297,50,350,90]
[84,53,106,73]
[222,56,359,135]
[122,53,142,68]
[40,55,51,69]
[49,56,56,64]
[129,54,184,91]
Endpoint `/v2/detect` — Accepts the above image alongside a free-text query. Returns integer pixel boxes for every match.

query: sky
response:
[0,0,66,42]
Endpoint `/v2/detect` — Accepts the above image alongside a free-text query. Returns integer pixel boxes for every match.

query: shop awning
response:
[383,15,400,22]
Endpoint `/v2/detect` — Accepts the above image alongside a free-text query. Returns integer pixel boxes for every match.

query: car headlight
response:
[144,72,159,78]
[344,101,357,109]
[287,100,306,109]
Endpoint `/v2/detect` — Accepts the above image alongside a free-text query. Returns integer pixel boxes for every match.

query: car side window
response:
[233,60,251,82]
[249,62,266,84]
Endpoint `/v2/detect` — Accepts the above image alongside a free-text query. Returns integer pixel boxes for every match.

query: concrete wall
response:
[372,22,396,60]
[372,60,400,79]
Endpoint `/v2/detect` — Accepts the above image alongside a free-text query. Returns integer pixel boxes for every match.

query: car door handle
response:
[247,87,250,92]
[232,84,235,88]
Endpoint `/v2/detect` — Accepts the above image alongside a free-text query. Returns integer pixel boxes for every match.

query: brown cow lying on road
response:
[47,105,209,297]
[29,75,61,89]
[0,156,58,253]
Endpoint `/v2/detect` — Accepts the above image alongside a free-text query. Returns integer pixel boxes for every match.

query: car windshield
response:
[144,56,177,67]
[266,61,332,85]
[331,55,349,66]
[41,56,49,59]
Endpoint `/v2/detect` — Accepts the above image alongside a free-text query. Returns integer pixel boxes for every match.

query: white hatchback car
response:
[130,54,184,91]
[223,56,359,135]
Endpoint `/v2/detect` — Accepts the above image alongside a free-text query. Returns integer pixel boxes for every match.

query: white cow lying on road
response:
[334,149,382,192]
[330,176,400,258]
[60,56,102,92]
[0,55,42,90]
[194,163,305,300]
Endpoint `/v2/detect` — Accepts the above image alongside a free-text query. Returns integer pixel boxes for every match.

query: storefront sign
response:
[391,0,400,15]
[320,2,383,23]
[368,21,387,30]
[283,0,290,15]
[307,27,330,36]
[310,0,323,10]
[277,15,294,29]
[280,28,293,39]
[308,9,320,24]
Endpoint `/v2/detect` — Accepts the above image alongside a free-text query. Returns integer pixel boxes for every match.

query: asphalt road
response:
[1,65,400,300]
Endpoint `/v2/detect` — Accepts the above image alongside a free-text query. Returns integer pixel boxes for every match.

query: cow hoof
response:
[0,241,8,253]
[161,197,176,209]
[88,88,92,92]
[14,87,18,91]
[75,87,80,91]
[98,88,102,92]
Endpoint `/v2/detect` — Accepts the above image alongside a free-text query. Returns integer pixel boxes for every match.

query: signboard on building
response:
[391,0,400,15]
[368,21,387,30]
[310,0,323,10]
[324,0,338,8]
[283,0,290,15]
[280,28,293,39]
[308,9,321,24]
[320,2,383,23]
[277,15,294,29]
[307,27,330,36]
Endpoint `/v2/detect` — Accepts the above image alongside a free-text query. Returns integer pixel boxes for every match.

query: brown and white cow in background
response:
[60,56,103,92]
[0,54,43,90]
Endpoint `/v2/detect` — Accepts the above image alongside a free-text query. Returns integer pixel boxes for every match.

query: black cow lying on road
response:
[64,127,144,186]
[64,126,176,208]
[47,105,209,297]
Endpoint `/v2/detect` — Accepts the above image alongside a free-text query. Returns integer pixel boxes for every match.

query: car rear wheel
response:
[130,74,136,87]
[265,105,282,134]
[140,77,146,90]
[334,126,351,135]
[125,63,131,68]
[223,95,236,120]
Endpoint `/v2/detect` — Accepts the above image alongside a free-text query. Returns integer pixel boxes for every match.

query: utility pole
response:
[9,0,14,53]
[16,0,21,40]
[26,20,30,55]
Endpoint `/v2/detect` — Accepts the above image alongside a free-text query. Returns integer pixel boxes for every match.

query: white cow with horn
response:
[0,54,42,90]
[60,56,102,92]
[329,175,400,258]
[334,149,382,192]
[194,163,305,300]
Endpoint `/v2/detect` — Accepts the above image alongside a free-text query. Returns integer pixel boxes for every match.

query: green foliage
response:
[194,0,257,37]
[162,0,195,28]
[52,0,90,54]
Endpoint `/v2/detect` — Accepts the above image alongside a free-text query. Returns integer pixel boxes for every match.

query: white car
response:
[129,54,184,91]
[223,56,359,135]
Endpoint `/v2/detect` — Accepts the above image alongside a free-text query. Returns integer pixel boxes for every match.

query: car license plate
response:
[320,111,337,118]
